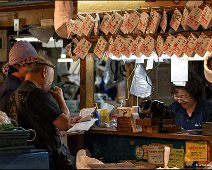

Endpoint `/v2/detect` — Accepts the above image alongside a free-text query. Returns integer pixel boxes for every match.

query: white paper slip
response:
[67,118,98,132]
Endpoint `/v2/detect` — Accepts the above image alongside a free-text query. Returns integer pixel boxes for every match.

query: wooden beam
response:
[0,2,54,27]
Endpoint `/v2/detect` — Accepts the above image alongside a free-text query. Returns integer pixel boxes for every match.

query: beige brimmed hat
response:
[204,53,212,83]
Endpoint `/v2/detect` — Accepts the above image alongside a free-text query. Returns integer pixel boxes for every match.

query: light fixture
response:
[58,58,74,62]
[57,48,73,62]
[15,37,40,42]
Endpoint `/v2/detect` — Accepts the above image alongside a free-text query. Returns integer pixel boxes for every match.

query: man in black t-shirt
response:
[8,57,80,170]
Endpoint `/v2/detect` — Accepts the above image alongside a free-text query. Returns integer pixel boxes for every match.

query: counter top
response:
[87,128,212,142]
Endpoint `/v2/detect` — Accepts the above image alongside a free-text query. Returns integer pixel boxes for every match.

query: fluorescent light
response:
[57,58,73,62]
[15,37,40,42]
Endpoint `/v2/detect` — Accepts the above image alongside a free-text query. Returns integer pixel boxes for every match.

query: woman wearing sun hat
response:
[0,41,38,113]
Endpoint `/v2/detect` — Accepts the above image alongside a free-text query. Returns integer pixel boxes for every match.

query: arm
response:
[49,86,81,130]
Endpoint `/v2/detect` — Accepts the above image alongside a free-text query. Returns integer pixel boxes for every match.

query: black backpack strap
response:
[14,84,57,151]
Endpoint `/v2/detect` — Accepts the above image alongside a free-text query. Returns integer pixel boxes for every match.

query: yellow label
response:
[168,148,184,168]
[185,141,207,162]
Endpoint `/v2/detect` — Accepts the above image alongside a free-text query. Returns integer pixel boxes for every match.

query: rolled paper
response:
[164,146,171,169]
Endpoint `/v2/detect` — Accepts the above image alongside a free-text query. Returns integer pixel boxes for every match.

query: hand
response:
[69,116,82,127]
[49,86,64,102]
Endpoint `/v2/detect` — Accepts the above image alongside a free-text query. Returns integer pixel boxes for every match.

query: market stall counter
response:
[84,128,212,169]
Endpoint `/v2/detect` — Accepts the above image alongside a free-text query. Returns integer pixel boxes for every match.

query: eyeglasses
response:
[173,94,191,102]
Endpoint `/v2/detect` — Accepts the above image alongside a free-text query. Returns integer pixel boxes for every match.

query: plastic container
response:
[110,114,117,129]
[99,109,110,125]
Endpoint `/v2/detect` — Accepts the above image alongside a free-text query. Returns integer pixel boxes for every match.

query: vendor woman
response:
[169,71,212,130]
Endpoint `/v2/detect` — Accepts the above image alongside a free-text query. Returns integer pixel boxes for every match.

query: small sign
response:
[168,148,184,168]
[185,141,207,162]
[148,145,164,165]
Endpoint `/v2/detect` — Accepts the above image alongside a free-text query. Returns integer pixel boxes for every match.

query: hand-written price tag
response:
[132,36,144,57]
[170,9,182,31]
[126,12,140,33]
[71,19,83,36]
[147,10,161,34]
[183,33,197,57]
[120,37,133,58]
[185,141,207,162]
[172,35,187,57]
[160,11,167,32]
[186,7,202,30]
[163,35,175,57]
[140,35,155,57]
[107,12,123,34]
[80,14,95,36]
[120,13,130,34]
[137,12,150,34]
[73,38,92,59]
[198,5,212,29]
[94,36,108,59]
[100,13,111,35]
[181,8,189,31]
[193,34,210,57]
[156,35,164,57]
[207,37,212,52]
[110,35,123,57]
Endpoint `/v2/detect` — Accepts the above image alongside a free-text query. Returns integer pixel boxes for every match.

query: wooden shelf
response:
[87,128,212,142]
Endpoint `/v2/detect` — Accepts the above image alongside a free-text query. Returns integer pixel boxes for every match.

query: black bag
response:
[57,144,76,170]
[14,84,76,170]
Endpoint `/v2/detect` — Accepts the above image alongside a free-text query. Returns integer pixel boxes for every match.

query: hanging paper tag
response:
[132,36,144,57]
[100,14,111,35]
[186,7,202,30]
[183,33,197,57]
[94,13,100,36]
[126,12,140,33]
[120,13,130,34]
[172,35,188,57]
[163,35,176,57]
[193,34,210,57]
[120,37,133,58]
[156,35,164,57]
[71,19,83,36]
[170,9,182,31]
[80,14,95,36]
[207,37,212,52]
[94,36,108,59]
[147,10,161,34]
[110,35,123,57]
[198,5,212,29]
[106,37,114,56]
[186,0,203,10]
[137,12,150,34]
[181,8,189,31]
[73,38,92,59]
[160,11,167,32]
[107,12,123,34]
[141,35,155,57]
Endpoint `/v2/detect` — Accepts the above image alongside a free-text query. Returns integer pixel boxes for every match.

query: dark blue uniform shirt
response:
[170,100,212,130]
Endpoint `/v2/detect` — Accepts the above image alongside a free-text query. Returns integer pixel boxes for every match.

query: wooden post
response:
[80,53,94,109]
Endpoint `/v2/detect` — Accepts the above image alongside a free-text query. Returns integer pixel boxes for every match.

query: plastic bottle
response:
[110,114,117,129]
